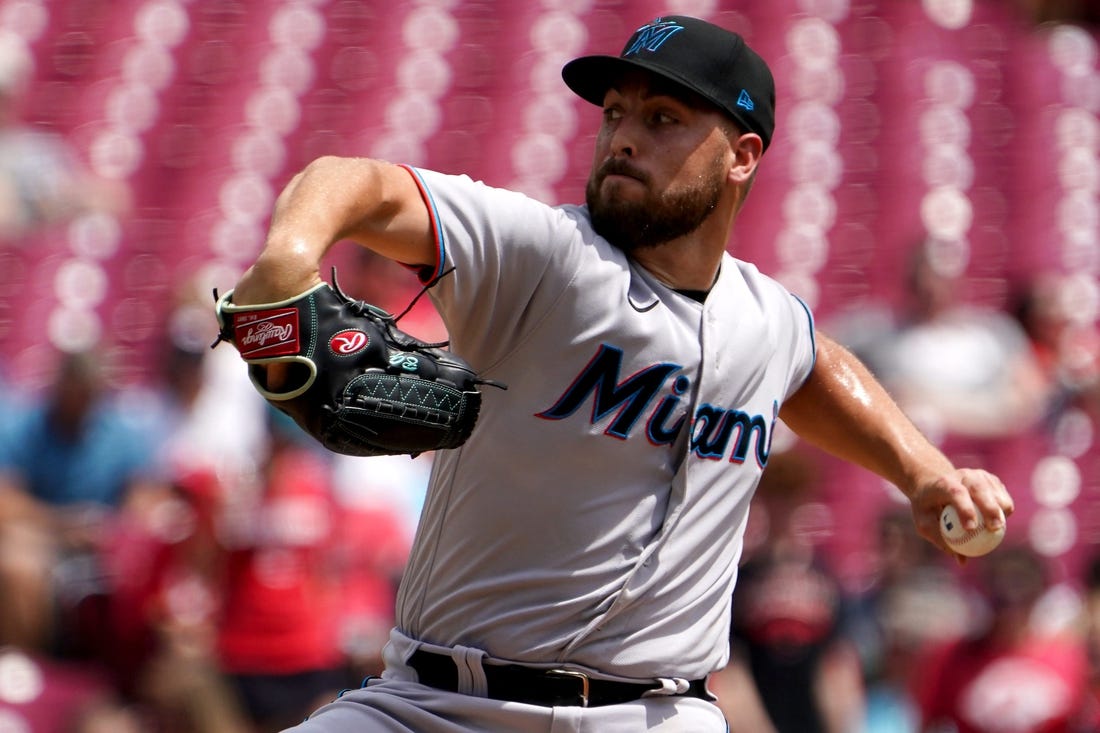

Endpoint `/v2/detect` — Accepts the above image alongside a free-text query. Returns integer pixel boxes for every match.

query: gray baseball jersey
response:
[390,166,817,682]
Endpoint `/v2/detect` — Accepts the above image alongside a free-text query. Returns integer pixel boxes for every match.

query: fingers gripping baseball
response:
[910,468,1014,559]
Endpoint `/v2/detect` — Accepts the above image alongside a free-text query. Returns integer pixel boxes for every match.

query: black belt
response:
[408,649,709,708]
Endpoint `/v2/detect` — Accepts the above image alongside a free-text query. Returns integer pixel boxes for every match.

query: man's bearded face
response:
[586,154,725,252]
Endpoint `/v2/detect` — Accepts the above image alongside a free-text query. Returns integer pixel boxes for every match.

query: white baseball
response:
[939,505,1005,557]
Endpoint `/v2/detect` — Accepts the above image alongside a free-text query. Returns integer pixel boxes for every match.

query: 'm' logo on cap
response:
[736,89,755,111]
[624,19,684,56]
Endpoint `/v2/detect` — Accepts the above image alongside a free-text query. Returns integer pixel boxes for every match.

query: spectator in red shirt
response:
[147,411,353,733]
[211,413,351,731]
[916,544,1088,733]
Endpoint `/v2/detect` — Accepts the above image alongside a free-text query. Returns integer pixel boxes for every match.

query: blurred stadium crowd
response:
[0,0,1098,731]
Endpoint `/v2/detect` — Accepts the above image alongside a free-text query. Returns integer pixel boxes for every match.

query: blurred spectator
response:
[715,450,865,733]
[150,276,271,482]
[74,289,283,729]
[830,239,1049,444]
[0,345,172,658]
[330,453,423,680]
[915,544,1089,733]
[849,509,976,733]
[115,277,419,731]
[0,30,128,244]
[150,410,352,733]
[1074,553,1100,731]
[1010,273,1100,431]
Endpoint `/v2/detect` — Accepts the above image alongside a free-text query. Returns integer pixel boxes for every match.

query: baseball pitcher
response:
[221,14,1015,733]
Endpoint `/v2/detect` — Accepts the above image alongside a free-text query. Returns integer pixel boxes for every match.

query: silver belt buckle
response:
[547,669,590,707]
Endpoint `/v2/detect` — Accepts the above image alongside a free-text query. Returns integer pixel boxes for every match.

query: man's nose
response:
[607,115,641,157]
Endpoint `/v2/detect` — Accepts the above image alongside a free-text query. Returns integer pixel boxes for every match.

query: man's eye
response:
[603,107,622,121]
[653,112,677,125]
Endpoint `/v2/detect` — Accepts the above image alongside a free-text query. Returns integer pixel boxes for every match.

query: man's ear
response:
[728,132,763,185]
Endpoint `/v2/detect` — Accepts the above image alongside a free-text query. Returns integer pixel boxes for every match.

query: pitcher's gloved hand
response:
[214,272,503,457]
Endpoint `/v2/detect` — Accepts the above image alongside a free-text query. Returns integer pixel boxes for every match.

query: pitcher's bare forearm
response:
[780,334,1014,554]
[233,157,434,305]
[780,334,953,492]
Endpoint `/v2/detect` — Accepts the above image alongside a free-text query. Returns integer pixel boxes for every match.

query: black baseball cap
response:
[562,15,776,151]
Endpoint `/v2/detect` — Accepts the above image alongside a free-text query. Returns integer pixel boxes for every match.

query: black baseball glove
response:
[213,271,502,457]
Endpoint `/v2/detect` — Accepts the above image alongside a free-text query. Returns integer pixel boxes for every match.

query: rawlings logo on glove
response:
[213,271,504,457]
[235,309,299,356]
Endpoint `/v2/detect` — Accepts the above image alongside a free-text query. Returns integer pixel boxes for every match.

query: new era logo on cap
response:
[561,15,777,151]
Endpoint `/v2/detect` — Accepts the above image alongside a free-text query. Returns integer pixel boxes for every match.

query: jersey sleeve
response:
[401,166,583,368]
[734,260,817,401]
[784,292,817,399]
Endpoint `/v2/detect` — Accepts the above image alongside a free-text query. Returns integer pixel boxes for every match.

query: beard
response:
[585,155,725,252]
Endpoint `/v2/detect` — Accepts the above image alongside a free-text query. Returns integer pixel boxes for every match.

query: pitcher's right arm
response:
[231,156,436,306]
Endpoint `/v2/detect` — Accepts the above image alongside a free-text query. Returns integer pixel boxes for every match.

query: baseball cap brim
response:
[562,54,760,144]
[563,55,702,107]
